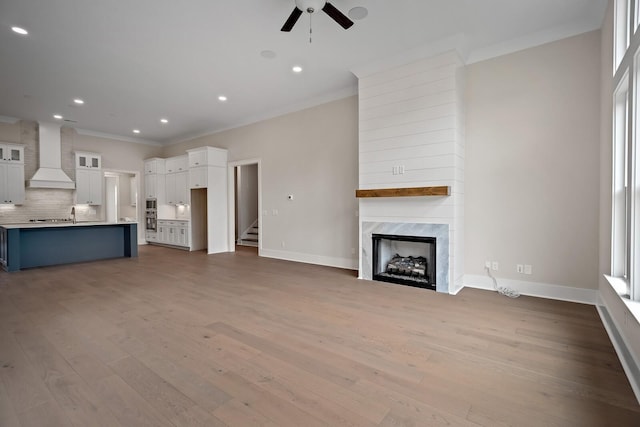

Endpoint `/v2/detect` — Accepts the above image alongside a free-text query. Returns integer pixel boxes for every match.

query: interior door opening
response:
[234,163,259,248]
[104,171,138,223]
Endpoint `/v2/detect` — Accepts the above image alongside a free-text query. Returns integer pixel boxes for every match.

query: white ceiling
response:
[0,0,607,145]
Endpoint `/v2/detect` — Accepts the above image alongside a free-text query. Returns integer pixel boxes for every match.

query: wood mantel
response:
[355,186,450,198]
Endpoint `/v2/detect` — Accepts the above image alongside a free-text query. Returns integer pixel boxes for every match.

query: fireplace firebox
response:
[372,234,436,290]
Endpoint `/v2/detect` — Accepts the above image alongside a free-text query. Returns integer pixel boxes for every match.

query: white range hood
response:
[27,122,75,189]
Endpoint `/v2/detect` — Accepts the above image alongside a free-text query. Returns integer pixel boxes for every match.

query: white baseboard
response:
[260,248,358,270]
[450,281,465,295]
[597,304,640,404]
[462,274,598,305]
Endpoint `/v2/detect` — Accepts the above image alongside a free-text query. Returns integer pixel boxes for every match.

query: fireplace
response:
[361,222,450,293]
[372,234,436,290]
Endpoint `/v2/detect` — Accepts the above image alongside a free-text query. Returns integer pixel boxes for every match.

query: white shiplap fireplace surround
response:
[355,51,465,294]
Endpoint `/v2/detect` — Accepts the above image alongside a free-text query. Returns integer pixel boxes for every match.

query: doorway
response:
[227,159,261,252]
[103,170,139,223]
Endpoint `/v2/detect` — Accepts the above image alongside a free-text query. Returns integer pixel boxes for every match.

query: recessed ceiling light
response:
[218,95,227,102]
[11,26,28,35]
[348,7,368,20]
[260,50,277,59]
[133,129,140,134]
[53,114,63,120]
[160,118,169,124]
[73,98,84,105]
[292,65,303,73]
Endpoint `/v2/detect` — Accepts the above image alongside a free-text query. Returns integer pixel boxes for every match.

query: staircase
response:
[237,220,258,247]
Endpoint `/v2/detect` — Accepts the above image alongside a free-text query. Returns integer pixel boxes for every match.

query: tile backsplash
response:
[0,189,100,223]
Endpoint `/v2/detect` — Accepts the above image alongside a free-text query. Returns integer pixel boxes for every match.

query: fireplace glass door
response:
[372,234,436,290]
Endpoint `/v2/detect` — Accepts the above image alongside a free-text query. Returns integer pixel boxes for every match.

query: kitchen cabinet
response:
[165,171,189,205]
[0,163,25,204]
[75,152,101,169]
[75,151,102,205]
[155,220,189,248]
[187,146,227,190]
[187,146,227,168]
[165,155,188,174]
[143,158,165,203]
[0,143,25,205]
[75,169,102,205]
[144,158,165,175]
[144,173,163,199]
[0,144,24,163]
[189,166,207,189]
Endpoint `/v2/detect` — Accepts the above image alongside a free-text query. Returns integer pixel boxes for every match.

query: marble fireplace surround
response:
[361,221,450,293]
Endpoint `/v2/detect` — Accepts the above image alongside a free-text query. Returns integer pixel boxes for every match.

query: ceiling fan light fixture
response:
[295,0,326,14]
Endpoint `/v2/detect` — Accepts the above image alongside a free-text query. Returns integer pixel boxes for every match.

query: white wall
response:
[165,96,359,269]
[465,30,601,295]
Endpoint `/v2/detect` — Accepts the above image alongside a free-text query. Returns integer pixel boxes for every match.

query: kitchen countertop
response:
[0,221,138,229]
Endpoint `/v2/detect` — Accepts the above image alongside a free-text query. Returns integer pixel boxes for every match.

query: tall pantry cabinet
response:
[187,147,228,254]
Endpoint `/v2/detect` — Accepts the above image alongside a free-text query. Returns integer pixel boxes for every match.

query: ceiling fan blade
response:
[281,7,303,32]
[322,2,354,29]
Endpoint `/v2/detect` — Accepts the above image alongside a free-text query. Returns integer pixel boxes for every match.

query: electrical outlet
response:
[485,261,491,269]
[492,261,499,271]
[524,264,532,275]
[281,241,285,248]
[517,264,524,274]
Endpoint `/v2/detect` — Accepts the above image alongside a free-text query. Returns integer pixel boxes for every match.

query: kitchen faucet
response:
[71,206,76,224]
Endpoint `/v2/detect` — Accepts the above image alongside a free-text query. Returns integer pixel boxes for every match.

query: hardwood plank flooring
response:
[0,244,638,426]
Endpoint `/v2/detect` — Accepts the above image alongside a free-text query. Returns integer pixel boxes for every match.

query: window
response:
[612,75,629,288]
[613,0,639,301]
[615,0,630,70]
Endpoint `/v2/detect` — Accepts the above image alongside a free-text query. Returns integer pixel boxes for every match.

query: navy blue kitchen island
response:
[0,222,137,272]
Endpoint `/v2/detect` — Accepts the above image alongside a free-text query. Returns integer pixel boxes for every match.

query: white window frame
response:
[613,0,640,301]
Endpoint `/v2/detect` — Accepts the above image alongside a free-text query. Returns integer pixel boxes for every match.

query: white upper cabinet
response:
[189,167,207,189]
[0,144,24,163]
[0,143,25,205]
[144,158,165,175]
[187,147,227,168]
[0,163,25,204]
[165,155,188,173]
[75,152,101,169]
[75,169,102,205]
[165,171,189,205]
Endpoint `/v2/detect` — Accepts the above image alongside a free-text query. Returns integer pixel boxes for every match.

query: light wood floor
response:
[0,245,639,426]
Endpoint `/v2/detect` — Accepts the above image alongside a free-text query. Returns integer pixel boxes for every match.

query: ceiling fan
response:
[281,0,354,32]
